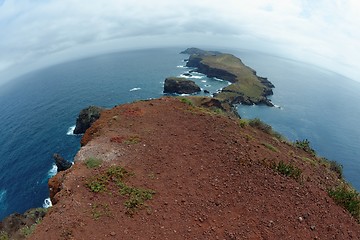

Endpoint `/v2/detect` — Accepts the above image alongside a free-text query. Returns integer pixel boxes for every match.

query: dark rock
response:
[182,73,192,77]
[163,77,201,94]
[204,90,210,94]
[0,208,47,239]
[73,106,105,134]
[53,153,72,172]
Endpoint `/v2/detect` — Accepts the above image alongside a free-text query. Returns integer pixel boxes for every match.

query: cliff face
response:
[28,97,360,240]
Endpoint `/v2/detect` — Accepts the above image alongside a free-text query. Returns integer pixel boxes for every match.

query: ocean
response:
[0,47,359,220]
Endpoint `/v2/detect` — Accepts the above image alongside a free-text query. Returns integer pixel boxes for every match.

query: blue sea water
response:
[0,47,359,220]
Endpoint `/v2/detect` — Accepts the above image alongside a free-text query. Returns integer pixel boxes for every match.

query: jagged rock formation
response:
[53,153,72,172]
[181,48,275,106]
[163,77,201,94]
[73,106,105,134]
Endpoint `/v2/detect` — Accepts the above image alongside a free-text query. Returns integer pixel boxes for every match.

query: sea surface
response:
[0,47,359,220]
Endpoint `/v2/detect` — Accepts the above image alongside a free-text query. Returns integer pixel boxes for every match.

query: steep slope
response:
[30,97,360,240]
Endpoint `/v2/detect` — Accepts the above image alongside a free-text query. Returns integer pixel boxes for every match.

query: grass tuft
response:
[262,142,278,152]
[85,165,155,216]
[180,98,194,106]
[273,161,302,181]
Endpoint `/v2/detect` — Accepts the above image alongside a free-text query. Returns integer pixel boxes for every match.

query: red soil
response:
[30,97,360,239]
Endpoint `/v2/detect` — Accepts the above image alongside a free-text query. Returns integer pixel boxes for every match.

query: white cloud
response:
[0,0,359,84]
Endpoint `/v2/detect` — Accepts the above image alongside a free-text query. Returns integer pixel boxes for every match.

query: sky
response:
[0,0,359,84]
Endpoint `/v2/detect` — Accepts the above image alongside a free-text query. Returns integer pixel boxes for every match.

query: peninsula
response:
[181,48,275,106]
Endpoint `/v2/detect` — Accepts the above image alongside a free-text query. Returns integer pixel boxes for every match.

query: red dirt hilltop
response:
[28,97,360,239]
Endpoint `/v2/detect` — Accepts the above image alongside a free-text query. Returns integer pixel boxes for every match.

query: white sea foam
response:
[48,164,58,178]
[66,125,76,135]
[190,76,203,79]
[213,77,225,82]
[129,87,141,92]
[179,74,191,78]
[0,189,6,203]
[176,65,187,68]
[201,80,207,83]
[43,198,52,208]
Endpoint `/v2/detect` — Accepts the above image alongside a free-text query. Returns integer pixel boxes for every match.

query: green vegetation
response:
[273,161,302,181]
[117,182,155,215]
[20,225,36,237]
[124,135,141,145]
[91,203,112,220]
[193,53,273,105]
[85,157,102,169]
[20,218,42,238]
[238,119,248,128]
[294,139,316,155]
[248,118,283,140]
[328,186,360,220]
[262,142,278,152]
[86,174,109,193]
[328,159,343,179]
[180,98,194,106]
[0,232,9,240]
[86,165,155,216]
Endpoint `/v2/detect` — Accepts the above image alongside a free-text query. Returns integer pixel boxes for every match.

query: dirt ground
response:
[30,97,360,239]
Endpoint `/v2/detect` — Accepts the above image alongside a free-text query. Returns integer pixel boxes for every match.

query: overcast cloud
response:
[0,0,359,84]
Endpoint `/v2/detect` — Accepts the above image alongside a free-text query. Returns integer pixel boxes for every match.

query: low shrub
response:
[273,161,302,180]
[328,186,360,220]
[294,139,316,155]
[248,118,283,140]
[85,157,102,169]
[249,118,272,133]
[328,160,343,179]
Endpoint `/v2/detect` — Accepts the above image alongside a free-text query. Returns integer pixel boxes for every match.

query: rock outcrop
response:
[53,153,72,172]
[73,106,105,134]
[163,77,201,94]
[0,208,46,240]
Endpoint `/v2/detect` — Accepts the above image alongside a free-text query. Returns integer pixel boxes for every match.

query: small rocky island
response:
[163,77,201,94]
[181,48,275,106]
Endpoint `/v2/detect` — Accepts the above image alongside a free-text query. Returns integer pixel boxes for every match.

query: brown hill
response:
[29,97,360,240]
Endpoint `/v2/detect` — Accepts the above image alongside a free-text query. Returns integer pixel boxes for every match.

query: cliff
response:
[182,48,275,106]
[25,97,360,239]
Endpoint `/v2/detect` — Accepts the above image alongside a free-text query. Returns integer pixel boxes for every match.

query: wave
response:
[129,87,141,92]
[66,125,76,135]
[48,164,58,178]
[179,74,204,79]
[201,80,207,83]
[43,198,52,208]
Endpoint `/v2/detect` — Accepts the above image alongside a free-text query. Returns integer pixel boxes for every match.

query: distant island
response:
[181,48,275,106]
